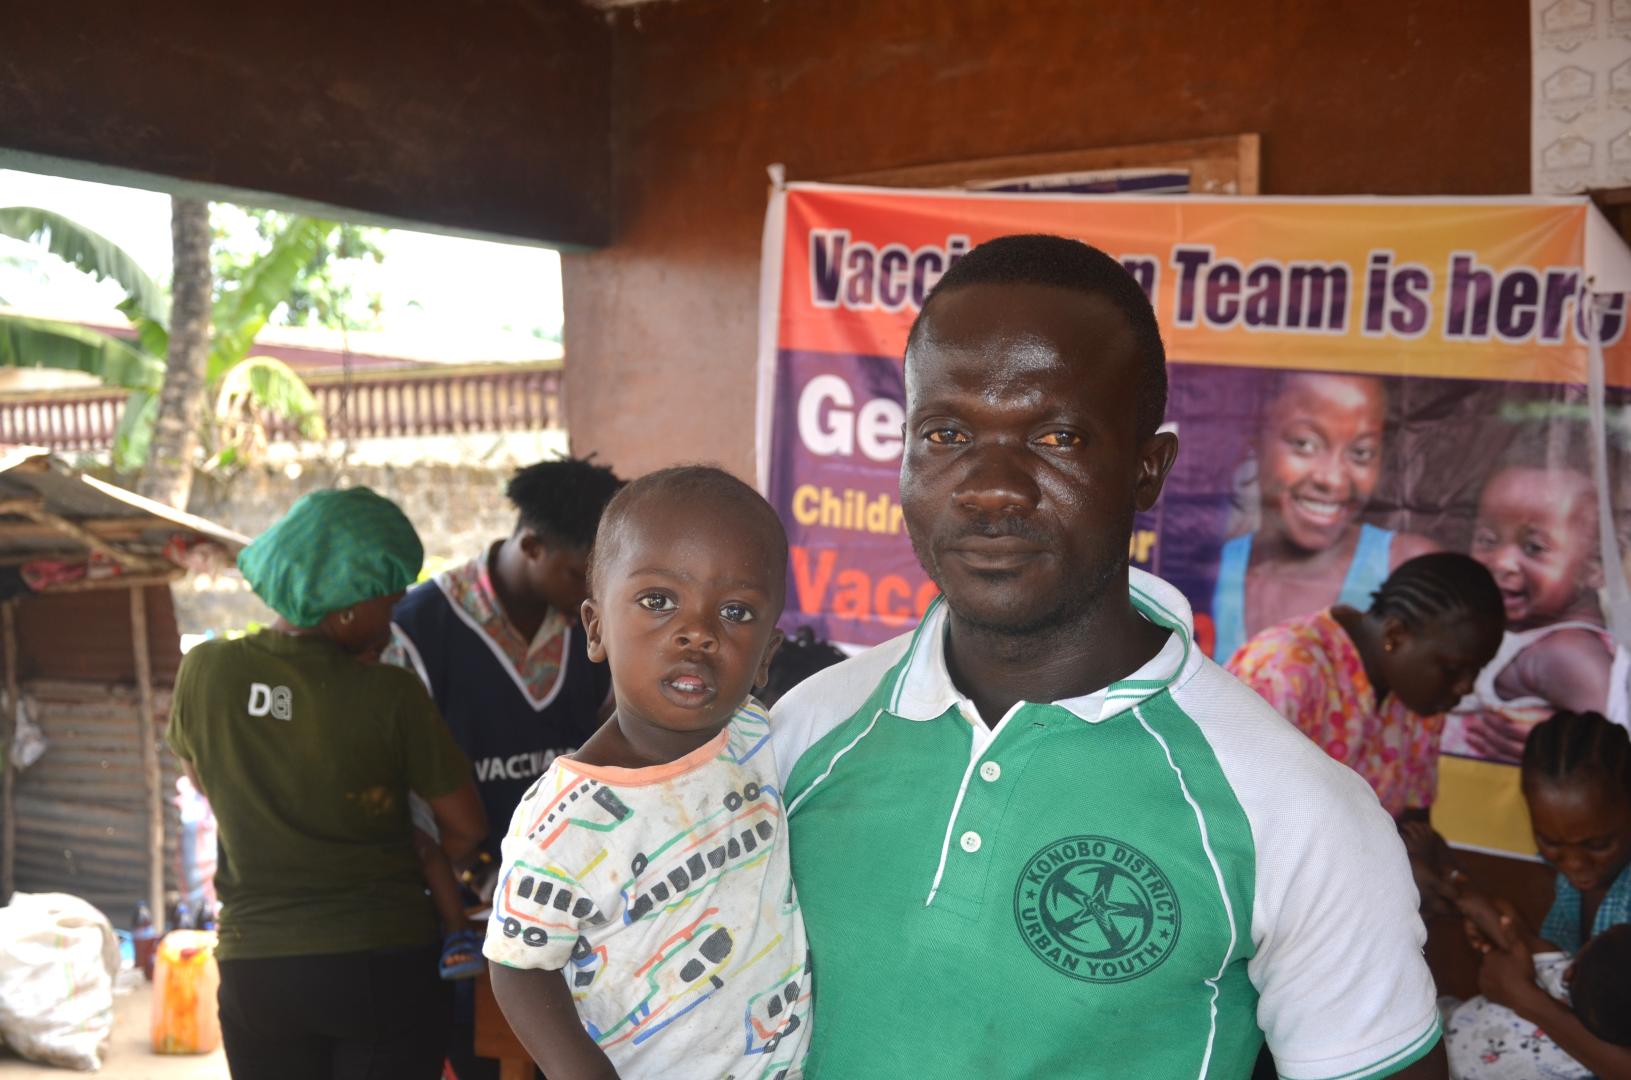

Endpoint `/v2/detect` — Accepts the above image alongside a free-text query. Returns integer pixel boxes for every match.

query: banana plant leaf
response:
[0,314,164,392]
[216,354,326,438]
[112,389,159,472]
[209,217,334,380]
[0,207,169,325]
[117,300,171,359]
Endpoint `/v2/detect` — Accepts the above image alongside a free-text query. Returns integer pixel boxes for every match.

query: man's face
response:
[900,283,1177,635]
[518,532,592,619]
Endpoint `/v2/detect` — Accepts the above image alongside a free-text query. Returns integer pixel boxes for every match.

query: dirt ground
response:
[0,982,226,1079]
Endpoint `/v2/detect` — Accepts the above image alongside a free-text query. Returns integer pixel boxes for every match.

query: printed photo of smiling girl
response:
[483,465,813,1080]
[1210,371,1441,663]
[1446,422,1631,763]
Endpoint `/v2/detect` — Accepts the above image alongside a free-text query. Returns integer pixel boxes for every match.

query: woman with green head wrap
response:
[167,487,485,1080]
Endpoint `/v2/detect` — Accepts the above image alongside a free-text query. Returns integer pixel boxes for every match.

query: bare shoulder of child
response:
[1503,627,1614,711]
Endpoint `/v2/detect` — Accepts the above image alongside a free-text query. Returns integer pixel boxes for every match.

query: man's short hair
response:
[906,233,1168,438]
[505,455,624,551]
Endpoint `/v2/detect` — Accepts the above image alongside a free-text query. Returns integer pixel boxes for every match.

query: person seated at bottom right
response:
[1445,920,1630,1079]
[1414,710,1631,1078]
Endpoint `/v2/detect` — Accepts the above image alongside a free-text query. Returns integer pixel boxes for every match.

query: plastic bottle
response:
[151,929,222,1054]
[173,900,192,931]
[132,901,159,982]
[198,902,217,932]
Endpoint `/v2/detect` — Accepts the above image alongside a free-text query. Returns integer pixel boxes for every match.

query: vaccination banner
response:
[756,183,1631,856]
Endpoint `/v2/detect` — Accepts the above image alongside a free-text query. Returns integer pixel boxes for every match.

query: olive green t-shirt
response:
[167,631,471,960]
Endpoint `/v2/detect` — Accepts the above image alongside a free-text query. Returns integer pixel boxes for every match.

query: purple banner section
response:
[769,348,927,647]
[772,346,1631,769]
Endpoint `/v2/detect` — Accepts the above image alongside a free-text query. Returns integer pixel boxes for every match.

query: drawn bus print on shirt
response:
[584,908,734,1050]
[521,776,634,840]
[619,783,781,925]
[497,868,607,950]
[741,949,812,1060]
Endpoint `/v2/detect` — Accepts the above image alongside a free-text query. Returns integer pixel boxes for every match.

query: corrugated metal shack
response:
[0,446,245,928]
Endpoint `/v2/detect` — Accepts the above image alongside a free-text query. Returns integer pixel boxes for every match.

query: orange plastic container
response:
[150,929,221,1054]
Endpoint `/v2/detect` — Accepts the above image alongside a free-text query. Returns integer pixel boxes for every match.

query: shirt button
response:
[979,761,1001,782]
[959,830,982,853]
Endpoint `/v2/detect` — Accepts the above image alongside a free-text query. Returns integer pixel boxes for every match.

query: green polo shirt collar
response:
[888,568,1202,725]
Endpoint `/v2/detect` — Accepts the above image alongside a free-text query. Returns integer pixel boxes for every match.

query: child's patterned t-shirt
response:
[483,700,811,1079]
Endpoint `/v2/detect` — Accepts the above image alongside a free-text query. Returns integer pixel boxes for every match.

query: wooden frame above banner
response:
[826,134,1261,195]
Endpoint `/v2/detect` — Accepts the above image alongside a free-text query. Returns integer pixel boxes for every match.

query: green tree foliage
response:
[212,208,385,331]
[0,206,338,474]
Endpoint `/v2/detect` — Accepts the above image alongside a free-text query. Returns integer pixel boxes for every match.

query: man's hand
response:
[1399,821,1461,918]
[1462,896,1526,955]
[1477,937,1545,1012]
[1457,894,1517,952]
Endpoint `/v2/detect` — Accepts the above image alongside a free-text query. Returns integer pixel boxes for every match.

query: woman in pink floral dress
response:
[1227,552,1505,822]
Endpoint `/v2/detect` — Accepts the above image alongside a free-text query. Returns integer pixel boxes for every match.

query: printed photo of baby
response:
[1444,422,1631,762]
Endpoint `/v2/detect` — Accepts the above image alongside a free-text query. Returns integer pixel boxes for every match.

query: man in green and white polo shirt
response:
[769,235,1445,1079]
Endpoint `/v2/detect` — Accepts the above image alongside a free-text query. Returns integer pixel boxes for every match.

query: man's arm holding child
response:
[490,964,618,1080]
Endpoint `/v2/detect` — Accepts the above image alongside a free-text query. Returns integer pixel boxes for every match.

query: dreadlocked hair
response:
[1520,709,1631,797]
[1367,552,1505,636]
[1570,923,1631,1046]
[505,455,624,550]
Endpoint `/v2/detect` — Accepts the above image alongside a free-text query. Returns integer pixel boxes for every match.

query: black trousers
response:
[218,945,451,1080]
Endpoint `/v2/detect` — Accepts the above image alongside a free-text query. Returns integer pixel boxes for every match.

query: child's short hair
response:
[1570,923,1631,1046]
[1521,710,1631,795]
[759,626,847,706]
[506,455,624,550]
[587,465,788,600]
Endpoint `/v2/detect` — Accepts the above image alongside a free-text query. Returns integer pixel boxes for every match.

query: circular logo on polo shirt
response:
[1013,835,1181,983]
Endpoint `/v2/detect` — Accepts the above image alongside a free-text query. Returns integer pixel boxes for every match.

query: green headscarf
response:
[238,487,423,628]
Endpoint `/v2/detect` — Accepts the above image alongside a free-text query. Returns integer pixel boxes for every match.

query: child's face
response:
[1471,466,1601,628]
[1256,374,1386,552]
[1525,776,1631,896]
[583,495,785,741]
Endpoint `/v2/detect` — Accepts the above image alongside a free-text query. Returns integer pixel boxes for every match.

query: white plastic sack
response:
[0,892,120,1071]
[11,696,47,771]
